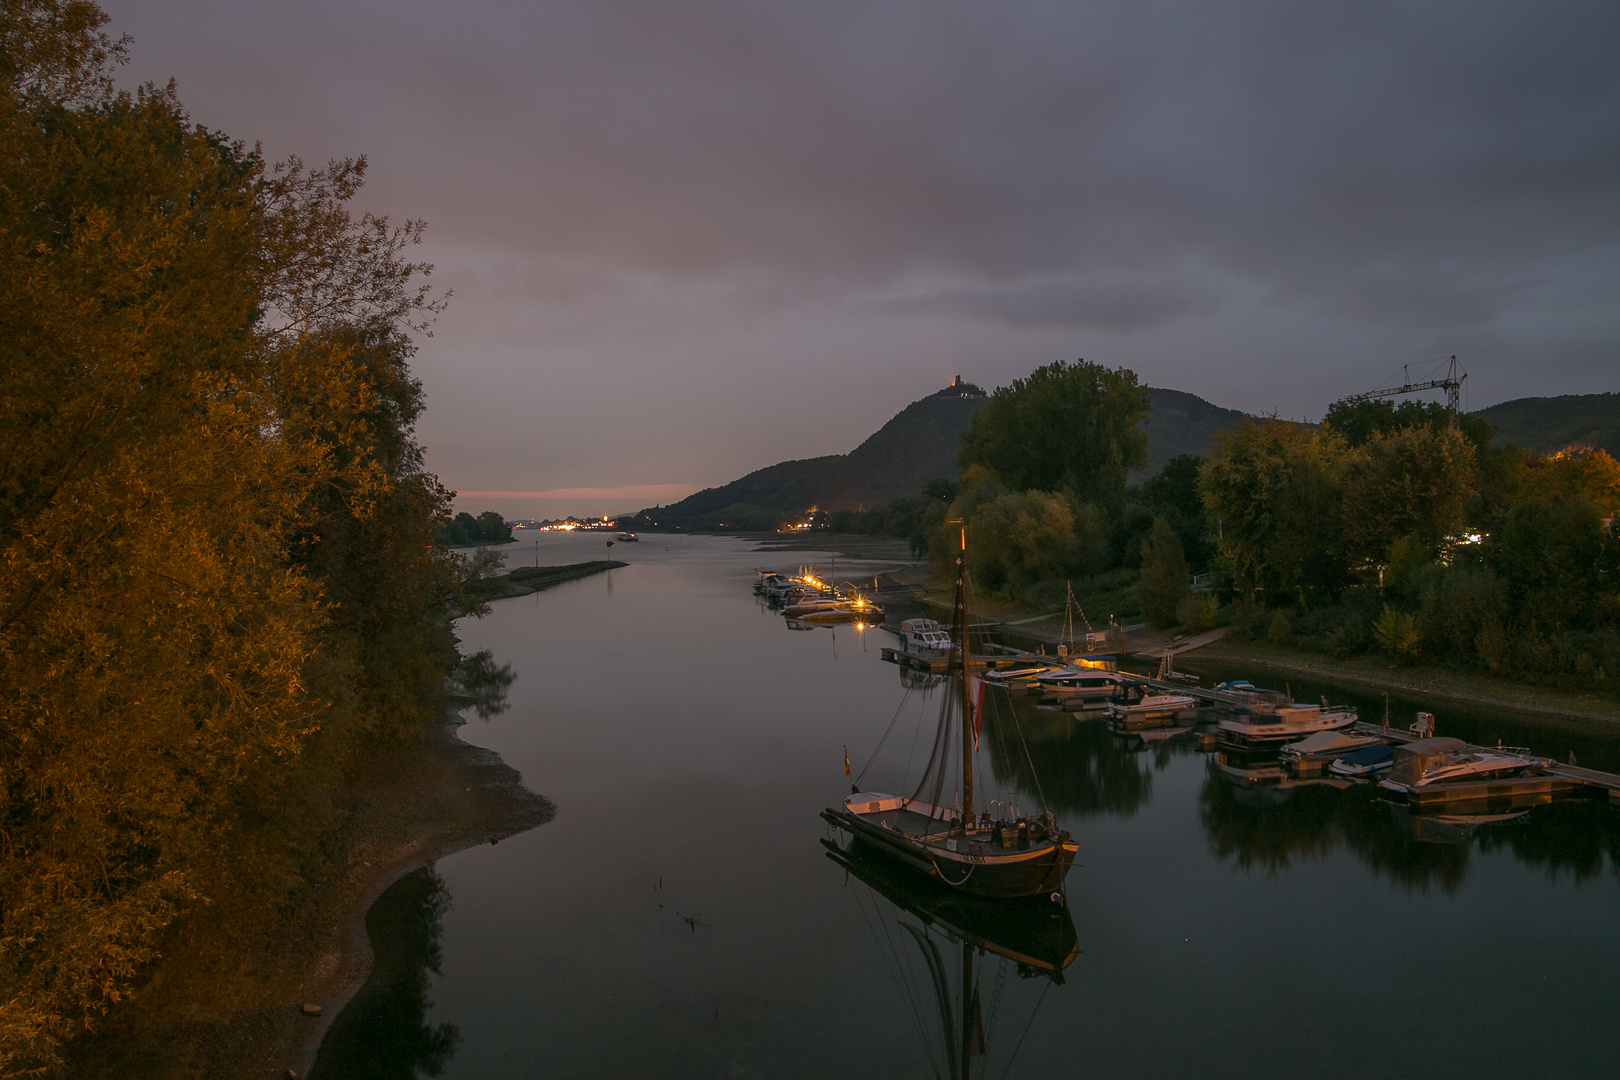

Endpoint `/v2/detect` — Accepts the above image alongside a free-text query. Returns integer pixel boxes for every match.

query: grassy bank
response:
[56,711,553,1080]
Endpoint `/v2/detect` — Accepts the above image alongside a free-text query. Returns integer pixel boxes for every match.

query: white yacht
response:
[1217,696,1358,749]
[980,661,1061,687]
[893,618,955,658]
[1103,691,1198,726]
[1378,737,1554,793]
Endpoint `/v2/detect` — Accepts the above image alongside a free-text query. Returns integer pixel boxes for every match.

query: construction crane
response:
[1338,355,1466,427]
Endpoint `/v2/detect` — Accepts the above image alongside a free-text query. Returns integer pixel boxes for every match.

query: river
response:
[311,533,1620,1079]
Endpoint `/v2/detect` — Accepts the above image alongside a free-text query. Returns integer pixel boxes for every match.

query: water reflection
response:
[826,837,1077,1079]
[1199,756,1620,892]
[311,867,460,1079]
[449,649,516,720]
[980,692,1175,817]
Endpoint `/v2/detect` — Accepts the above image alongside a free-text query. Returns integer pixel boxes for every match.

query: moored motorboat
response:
[1377,737,1555,794]
[797,599,884,624]
[1329,743,1395,777]
[893,617,955,658]
[1217,694,1358,749]
[1103,689,1198,727]
[979,661,1061,688]
[1034,667,1140,707]
[1279,730,1381,766]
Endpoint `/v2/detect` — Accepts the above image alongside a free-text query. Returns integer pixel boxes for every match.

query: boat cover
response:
[1388,737,1467,785]
[1282,731,1376,757]
[1336,744,1394,767]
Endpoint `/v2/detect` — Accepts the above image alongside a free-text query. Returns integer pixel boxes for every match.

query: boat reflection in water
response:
[825,837,1078,1080]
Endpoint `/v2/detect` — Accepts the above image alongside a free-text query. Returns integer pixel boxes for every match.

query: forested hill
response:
[1137,387,1250,477]
[629,381,1249,529]
[636,381,990,528]
[1472,392,1620,455]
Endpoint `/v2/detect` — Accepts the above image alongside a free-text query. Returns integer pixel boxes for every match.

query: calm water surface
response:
[314,534,1620,1078]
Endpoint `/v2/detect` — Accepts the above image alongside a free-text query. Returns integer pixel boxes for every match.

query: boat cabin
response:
[1386,737,1468,786]
[897,618,955,657]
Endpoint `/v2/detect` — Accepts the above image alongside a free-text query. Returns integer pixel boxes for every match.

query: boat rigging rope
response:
[898,684,933,799]
[1006,693,1050,816]
[849,873,942,1078]
[996,978,1053,1080]
[856,685,916,785]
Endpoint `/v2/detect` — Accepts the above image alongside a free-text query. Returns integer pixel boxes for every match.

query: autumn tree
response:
[0,3,455,1069]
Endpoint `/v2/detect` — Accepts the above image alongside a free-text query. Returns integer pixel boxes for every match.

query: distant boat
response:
[616,532,639,541]
[823,527,1078,900]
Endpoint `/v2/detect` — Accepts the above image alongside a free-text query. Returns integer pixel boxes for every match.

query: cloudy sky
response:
[110,0,1619,517]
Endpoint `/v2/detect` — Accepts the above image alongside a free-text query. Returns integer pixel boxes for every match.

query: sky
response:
[108,0,1619,519]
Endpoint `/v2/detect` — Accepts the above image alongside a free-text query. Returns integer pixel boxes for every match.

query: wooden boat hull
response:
[821,807,1078,899]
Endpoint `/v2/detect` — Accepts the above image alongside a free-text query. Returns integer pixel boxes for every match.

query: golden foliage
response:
[0,4,457,1071]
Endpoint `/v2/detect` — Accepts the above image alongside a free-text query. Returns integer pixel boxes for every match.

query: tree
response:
[1138,517,1191,628]
[1199,418,1347,602]
[1339,424,1477,566]
[0,5,455,1068]
[1131,453,1214,571]
[958,360,1149,508]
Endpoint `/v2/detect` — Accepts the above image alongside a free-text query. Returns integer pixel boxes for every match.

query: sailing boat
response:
[822,527,1078,900]
[824,836,1076,1079]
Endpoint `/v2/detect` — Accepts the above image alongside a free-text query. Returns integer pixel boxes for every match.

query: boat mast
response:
[955,524,974,826]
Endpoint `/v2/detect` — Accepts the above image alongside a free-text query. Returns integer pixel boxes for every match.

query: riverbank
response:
[58,708,553,1080]
[1190,636,1620,730]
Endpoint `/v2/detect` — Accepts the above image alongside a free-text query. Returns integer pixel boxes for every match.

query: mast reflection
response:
[825,837,1077,1079]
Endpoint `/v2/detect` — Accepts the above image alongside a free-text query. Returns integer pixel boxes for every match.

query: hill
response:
[628,378,991,529]
[626,379,1252,530]
[1137,387,1250,477]
[1472,392,1620,456]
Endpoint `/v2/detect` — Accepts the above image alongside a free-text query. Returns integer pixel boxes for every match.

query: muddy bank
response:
[58,708,552,1080]
[1192,637,1620,730]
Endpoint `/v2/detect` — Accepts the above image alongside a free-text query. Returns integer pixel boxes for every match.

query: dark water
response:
[315,534,1620,1078]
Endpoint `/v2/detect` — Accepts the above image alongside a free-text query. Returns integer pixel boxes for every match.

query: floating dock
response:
[877,636,1620,808]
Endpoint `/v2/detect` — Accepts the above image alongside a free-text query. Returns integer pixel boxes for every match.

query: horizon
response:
[105,1,1620,520]
[452,374,1595,521]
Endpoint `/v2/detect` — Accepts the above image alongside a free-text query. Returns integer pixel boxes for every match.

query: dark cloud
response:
[108,0,1620,513]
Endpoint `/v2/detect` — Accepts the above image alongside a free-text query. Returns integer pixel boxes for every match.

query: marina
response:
[312,534,1620,1079]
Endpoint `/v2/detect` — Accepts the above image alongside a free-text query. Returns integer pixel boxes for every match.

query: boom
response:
[1338,355,1466,426]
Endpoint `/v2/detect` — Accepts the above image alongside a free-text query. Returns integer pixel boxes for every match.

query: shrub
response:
[1177,593,1217,632]
[1267,612,1293,646]
[1374,606,1422,661]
